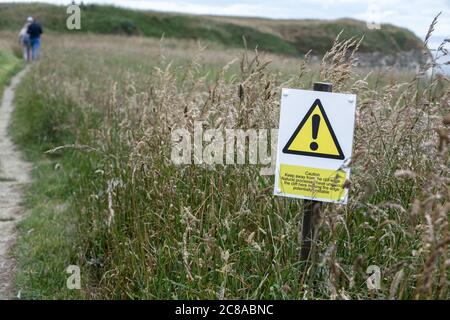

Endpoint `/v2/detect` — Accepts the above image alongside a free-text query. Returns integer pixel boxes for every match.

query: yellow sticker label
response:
[279,164,347,201]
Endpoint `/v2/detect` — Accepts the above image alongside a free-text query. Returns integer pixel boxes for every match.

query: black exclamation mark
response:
[309,114,320,151]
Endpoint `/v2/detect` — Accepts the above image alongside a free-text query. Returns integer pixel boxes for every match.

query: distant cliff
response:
[0,3,428,68]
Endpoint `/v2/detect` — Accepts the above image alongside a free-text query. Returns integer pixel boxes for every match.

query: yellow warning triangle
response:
[283,99,344,160]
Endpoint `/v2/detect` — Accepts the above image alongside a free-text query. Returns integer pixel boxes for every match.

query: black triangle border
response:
[282,98,345,160]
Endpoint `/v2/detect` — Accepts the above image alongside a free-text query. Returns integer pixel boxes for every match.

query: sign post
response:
[301,82,332,262]
[273,82,356,261]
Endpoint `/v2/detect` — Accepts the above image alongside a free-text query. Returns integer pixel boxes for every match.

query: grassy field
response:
[0,2,424,57]
[3,25,449,300]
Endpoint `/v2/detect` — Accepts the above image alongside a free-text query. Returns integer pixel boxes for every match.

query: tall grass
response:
[10,26,450,299]
[0,35,22,98]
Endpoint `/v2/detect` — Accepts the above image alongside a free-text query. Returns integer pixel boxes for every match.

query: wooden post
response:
[300,82,332,262]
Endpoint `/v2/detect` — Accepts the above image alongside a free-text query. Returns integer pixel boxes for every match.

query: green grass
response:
[0,48,22,99]
[9,75,86,299]
[11,159,84,299]
[0,2,424,56]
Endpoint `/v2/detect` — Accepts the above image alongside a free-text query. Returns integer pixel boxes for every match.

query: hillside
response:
[0,3,426,65]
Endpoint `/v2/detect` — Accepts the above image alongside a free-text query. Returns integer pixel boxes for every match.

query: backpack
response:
[19,27,30,46]
[22,33,31,46]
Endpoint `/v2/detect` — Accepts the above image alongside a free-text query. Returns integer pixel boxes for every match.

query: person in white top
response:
[18,17,33,62]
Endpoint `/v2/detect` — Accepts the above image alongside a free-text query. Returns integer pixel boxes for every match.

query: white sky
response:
[2,0,449,47]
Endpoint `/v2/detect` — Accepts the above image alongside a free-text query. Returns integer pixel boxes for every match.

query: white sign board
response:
[274,88,356,204]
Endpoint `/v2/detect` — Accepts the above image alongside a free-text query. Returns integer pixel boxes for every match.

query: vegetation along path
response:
[0,68,30,299]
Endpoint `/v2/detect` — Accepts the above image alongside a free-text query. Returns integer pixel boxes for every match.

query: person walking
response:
[27,17,43,61]
[18,17,32,62]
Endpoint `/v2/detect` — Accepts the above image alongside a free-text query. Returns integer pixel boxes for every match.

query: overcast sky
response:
[3,0,449,46]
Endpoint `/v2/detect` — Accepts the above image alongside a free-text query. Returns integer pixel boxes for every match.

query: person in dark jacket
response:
[27,18,43,61]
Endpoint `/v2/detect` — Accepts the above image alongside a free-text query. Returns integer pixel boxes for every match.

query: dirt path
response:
[0,68,31,300]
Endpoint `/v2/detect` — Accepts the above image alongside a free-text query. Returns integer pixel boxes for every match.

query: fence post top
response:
[313,82,333,92]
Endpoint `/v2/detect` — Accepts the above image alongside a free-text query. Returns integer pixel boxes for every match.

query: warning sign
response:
[274,89,356,204]
[283,99,344,160]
